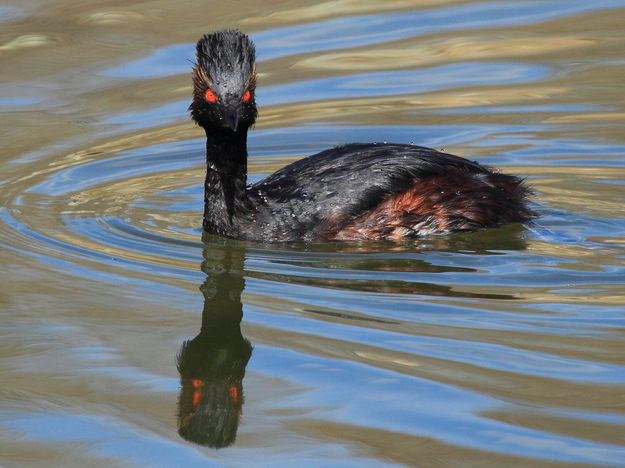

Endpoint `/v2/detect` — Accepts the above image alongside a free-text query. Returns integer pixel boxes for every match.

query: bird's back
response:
[247,143,533,241]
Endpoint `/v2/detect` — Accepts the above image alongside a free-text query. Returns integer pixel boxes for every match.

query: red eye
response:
[242,89,251,102]
[205,89,217,103]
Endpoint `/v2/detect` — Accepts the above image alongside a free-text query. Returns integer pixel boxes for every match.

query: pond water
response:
[1,1,625,466]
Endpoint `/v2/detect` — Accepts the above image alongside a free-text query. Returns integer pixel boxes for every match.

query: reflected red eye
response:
[242,89,251,103]
[205,89,217,103]
[229,385,239,404]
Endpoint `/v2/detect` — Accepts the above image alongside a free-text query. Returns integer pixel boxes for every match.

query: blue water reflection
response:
[105,0,625,78]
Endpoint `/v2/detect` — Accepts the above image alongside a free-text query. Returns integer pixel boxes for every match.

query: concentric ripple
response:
[2,115,625,468]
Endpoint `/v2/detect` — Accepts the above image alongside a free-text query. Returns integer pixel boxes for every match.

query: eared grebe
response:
[190,30,534,242]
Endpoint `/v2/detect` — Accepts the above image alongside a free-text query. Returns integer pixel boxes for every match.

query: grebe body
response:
[190,30,534,242]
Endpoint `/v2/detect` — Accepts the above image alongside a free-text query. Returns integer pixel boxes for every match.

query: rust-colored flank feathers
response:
[326,168,531,240]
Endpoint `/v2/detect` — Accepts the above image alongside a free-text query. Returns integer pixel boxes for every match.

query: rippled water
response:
[2,1,625,466]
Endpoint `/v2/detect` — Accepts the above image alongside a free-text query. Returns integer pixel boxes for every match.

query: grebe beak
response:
[226,109,239,131]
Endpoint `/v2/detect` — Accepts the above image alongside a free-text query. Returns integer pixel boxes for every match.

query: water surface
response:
[1,1,625,466]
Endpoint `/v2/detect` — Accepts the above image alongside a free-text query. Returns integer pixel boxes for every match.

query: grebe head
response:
[190,30,257,132]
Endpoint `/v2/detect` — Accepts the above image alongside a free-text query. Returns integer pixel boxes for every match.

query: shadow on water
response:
[176,224,529,448]
[176,243,252,448]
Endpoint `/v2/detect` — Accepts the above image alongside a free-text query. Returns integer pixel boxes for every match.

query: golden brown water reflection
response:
[1,0,625,466]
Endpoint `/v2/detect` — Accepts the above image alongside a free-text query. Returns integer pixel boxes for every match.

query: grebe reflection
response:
[174,227,527,446]
[176,244,252,448]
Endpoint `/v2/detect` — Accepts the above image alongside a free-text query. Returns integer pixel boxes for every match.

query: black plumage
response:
[190,30,534,242]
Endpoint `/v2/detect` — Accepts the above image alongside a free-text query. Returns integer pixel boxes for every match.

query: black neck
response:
[202,128,250,236]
